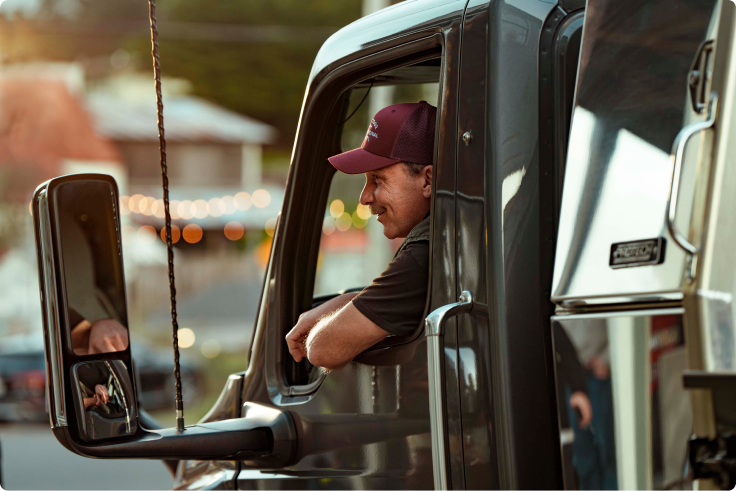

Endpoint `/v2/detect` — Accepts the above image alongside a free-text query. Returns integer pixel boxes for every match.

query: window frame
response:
[263,33,446,398]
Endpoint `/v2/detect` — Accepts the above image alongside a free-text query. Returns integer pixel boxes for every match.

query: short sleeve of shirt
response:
[352,240,429,336]
[69,308,85,328]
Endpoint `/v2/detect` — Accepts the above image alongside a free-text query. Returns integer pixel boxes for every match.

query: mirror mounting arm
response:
[53,403,296,465]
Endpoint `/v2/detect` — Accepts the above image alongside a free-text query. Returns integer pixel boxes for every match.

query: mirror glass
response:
[56,180,129,355]
[72,360,137,441]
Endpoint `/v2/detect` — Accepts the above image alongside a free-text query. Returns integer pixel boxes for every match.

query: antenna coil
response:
[148,0,185,432]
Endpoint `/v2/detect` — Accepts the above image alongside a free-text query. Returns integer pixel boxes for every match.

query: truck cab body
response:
[179,0,581,488]
[32,0,736,489]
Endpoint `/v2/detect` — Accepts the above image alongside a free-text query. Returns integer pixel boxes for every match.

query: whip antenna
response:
[148,0,185,432]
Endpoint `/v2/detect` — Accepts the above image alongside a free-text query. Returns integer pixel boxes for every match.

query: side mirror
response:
[33,174,295,463]
[33,174,138,444]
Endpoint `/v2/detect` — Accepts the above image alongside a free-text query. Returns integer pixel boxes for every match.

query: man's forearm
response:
[311,292,359,319]
[70,320,92,353]
[285,292,361,363]
[306,302,389,370]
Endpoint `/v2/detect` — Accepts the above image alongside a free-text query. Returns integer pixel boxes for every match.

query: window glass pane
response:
[314,82,438,296]
[315,172,397,296]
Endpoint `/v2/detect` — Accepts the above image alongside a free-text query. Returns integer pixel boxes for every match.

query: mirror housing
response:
[33,174,138,443]
[33,174,296,463]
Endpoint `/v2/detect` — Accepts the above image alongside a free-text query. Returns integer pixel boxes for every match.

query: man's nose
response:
[360,181,374,206]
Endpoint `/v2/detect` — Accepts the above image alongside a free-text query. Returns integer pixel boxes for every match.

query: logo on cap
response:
[365,119,379,142]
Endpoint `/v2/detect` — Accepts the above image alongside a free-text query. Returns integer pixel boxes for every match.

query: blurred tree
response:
[1,0,364,149]
[147,0,362,147]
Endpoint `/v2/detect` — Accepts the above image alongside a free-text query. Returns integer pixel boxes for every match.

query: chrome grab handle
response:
[426,290,488,490]
[666,93,718,255]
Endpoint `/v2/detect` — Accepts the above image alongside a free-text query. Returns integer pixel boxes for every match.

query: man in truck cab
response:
[285,101,436,370]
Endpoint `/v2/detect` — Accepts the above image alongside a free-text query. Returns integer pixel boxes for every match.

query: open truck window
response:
[284,81,442,387]
[263,48,444,394]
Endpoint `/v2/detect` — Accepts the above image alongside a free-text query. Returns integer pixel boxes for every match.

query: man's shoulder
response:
[394,215,430,259]
[406,215,431,240]
[397,240,429,271]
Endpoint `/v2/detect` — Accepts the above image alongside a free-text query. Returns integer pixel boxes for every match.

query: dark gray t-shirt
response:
[352,240,429,336]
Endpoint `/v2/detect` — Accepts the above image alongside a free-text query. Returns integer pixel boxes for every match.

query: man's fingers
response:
[290,349,303,362]
[111,333,126,351]
[286,337,305,362]
[89,338,115,354]
[285,325,307,362]
[285,322,308,341]
[96,385,109,404]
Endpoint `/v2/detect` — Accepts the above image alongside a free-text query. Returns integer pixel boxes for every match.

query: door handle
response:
[425,290,488,490]
[665,93,718,255]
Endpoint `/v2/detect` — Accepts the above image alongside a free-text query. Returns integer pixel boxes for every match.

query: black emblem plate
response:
[610,238,665,269]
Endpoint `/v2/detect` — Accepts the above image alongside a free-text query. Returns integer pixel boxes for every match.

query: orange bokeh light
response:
[182,224,203,243]
[137,225,157,244]
[224,221,245,241]
[254,237,272,268]
[159,225,181,244]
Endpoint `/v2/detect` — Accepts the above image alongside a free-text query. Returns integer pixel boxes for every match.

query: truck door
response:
[551,0,722,488]
[232,2,470,489]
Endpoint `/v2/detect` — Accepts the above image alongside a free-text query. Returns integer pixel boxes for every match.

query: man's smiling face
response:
[359,162,432,239]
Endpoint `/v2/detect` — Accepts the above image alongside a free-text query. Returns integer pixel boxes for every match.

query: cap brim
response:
[328,147,402,175]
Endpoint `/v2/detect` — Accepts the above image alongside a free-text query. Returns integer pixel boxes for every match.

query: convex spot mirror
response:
[33,174,138,443]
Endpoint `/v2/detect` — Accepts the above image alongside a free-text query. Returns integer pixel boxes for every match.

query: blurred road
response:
[0,424,173,490]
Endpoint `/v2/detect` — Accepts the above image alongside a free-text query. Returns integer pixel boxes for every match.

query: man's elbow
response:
[306,340,348,371]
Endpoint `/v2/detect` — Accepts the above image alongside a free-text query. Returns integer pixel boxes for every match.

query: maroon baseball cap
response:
[328,101,437,174]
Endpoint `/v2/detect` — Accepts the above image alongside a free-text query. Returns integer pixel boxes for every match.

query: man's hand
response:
[285,311,320,362]
[88,319,129,354]
[94,384,110,406]
[285,292,359,363]
[569,391,592,429]
[586,355,610,380]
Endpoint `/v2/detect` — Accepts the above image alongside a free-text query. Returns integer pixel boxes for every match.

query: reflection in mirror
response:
[56,181,129,355]
[72,360,137,441]
[554,314,691,490]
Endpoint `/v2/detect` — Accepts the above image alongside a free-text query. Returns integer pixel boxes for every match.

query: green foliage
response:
[159,0,361,27]
[24,0,364,148]
[140,0,362,145]
[130,38,320,148]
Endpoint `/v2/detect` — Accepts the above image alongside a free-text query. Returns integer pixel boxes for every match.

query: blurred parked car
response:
[0,334,46,423]
[0,334,201,422]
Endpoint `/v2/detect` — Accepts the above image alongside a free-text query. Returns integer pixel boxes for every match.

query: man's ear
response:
[421,165,432,199]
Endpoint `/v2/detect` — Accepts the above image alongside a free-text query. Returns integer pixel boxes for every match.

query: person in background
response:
[564,320,617,490]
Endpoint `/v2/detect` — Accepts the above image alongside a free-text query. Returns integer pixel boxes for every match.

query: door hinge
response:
[689,40,714,114]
